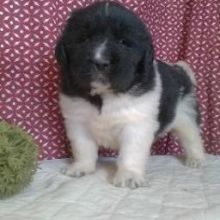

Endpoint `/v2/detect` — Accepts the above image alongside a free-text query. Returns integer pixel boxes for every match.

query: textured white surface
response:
[1,155,220,220]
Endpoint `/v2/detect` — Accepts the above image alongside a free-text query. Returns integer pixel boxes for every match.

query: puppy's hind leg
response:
[173,101,205,168]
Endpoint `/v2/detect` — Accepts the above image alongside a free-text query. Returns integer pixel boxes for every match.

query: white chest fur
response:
[59,88,161,149]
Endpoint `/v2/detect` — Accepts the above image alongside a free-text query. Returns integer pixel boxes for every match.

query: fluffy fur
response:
[56,1,205,188]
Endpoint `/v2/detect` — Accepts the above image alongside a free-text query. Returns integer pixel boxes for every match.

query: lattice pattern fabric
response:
[1,0,219,159]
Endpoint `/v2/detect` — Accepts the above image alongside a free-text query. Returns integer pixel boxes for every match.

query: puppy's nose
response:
[92,59,110,71]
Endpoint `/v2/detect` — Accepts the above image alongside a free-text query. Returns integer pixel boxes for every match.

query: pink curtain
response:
[1,0,219,159]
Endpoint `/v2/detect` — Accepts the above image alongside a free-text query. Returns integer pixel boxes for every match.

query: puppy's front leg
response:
[62,124,98,177]
[113,124,155,188]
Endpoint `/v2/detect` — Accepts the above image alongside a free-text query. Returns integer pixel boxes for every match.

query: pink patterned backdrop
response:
[0,0,219,159]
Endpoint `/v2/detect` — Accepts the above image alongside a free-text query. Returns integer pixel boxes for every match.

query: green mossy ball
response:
[0,121,38,199]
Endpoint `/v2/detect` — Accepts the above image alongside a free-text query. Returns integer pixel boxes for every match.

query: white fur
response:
[60,61,205,187]
[90,81,111,95]
[94,41,107,61]
[104,2,110,16]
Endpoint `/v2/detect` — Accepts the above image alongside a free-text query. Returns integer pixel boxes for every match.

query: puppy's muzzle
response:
[92,58,110,72]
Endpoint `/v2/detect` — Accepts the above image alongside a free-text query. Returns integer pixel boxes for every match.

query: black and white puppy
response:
[56,1,205,188]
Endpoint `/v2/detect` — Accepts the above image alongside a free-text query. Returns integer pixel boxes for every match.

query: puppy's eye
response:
[77,35,89,44]
[118,39,131,47]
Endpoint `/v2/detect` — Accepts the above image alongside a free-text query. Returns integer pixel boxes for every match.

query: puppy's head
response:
[56,1,154,96]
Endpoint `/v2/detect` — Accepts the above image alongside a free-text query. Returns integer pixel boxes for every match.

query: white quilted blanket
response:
[1,155,220,220]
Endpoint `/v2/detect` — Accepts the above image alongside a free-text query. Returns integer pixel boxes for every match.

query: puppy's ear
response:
[145,41,154,67]
[55,39,68,68]
[137,35,154,74]
[143,42,154,73]
[55,39,73,94]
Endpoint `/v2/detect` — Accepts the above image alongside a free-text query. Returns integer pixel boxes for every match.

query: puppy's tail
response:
[175,61,197,86]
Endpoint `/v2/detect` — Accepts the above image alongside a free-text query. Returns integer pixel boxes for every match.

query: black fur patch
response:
[157,61,193,134]
[128,60,155,96]
[60,83,103,111]
[87,95,103,111]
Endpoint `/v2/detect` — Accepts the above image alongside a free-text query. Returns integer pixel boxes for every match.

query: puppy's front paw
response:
[185,157,204,168]
[61,162,96,177]
[113,169,146,189]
